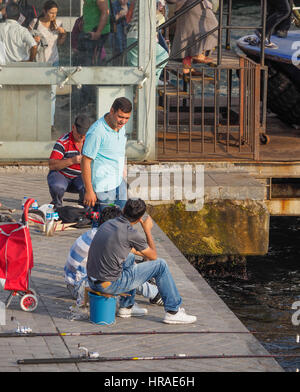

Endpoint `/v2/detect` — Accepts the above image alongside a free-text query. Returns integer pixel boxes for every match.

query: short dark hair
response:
[123,198,146,222]
[74,114,90,135]
[98,205,122,225]
[6,3,20,20]
[111,97,132,113]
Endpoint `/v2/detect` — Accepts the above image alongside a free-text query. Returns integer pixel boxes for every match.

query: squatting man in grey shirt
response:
[87,198,197,324]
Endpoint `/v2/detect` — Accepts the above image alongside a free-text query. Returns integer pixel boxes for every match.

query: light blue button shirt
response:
[82,115,127,193]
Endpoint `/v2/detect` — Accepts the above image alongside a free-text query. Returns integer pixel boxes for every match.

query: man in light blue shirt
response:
[81,97,132,210]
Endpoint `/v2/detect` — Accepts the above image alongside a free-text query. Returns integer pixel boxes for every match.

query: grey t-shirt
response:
[87,216,148,281]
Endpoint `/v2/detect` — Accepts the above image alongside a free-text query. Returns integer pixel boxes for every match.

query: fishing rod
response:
[0,330,255,338]
[17,352,300,365]
[2,329,300,339]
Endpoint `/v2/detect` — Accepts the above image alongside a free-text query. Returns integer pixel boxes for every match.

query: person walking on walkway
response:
[0,2,37,63]
[166,0,218,74]
[87,198,197,324]
[29,0,67,133]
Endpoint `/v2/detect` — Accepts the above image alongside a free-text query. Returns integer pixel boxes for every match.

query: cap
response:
[74,114,91,136]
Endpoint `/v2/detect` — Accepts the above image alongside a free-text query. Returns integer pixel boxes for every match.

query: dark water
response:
[200,1,300,372]
[203,216,300,372]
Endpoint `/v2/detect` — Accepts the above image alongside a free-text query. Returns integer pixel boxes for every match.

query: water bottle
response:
[45,204,55,237]
[45,204,54,221]
[21,197,27,210]
[32,200,38,209]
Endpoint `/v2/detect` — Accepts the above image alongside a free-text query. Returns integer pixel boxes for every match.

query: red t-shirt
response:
[49,131,82,179]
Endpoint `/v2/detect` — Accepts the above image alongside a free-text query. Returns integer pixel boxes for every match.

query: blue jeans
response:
[95,179,127,212]
[127,37,169,86]
[88,253,182,312]
[47,170,85,208]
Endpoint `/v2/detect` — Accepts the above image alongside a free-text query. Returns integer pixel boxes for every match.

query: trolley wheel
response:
[260,133,270,145]
[20,294,38,312]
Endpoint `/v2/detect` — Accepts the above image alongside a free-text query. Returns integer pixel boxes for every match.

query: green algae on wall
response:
[147,200,269,256]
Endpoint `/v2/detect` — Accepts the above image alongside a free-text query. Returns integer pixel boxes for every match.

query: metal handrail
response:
[159,0,268,68]
[106,0,268,68]
[105,0,204,65]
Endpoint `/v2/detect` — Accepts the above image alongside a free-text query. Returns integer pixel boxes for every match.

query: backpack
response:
[18,0,37,28]
[56,206,92,228]
[71,16,84,51]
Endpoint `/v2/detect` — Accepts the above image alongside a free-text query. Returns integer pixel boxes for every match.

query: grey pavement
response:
[0,170,283,373]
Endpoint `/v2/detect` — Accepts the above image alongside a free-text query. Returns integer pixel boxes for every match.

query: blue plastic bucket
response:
[88,292,117,325]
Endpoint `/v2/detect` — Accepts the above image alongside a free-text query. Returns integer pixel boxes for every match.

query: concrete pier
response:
[127,164,269,255]
[0,171,282,372]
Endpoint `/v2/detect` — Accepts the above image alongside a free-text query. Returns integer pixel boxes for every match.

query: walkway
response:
[0,170,283,372]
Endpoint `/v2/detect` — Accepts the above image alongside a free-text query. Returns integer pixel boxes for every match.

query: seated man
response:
[0,2,37,63]
[64,205,163,309]
[87,198,197,324]
[47,114,91,208]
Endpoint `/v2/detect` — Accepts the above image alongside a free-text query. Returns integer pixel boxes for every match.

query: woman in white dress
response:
[30,0,67,131]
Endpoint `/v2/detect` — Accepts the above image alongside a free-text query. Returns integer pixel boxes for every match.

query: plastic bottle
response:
[45,204,54,221]
[21,197,27,210]
[45,204,55,236]
[32,200,38,209]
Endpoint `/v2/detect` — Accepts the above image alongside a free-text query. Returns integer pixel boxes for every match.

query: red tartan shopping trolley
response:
[0,198,38,311]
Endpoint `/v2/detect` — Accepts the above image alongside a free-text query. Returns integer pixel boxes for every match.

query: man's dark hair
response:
[98,205,122,225]
[111,97,132,113]
[6,3,20,20]
[123,198,146,222]
[74,114,90,135]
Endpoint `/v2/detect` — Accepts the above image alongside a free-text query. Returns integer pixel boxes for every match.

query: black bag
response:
[56,206,89,224]
[18,0,37,28]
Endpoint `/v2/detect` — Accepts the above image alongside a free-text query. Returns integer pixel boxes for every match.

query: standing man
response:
[0,2,37,63]
[81,97,132,210]
[78,0,110,66]
[48,114,91,208]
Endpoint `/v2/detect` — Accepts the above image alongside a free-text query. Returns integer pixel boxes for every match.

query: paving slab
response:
[0,172,283,373]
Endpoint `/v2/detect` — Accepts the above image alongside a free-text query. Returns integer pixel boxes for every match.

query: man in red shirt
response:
[47,114,91,208]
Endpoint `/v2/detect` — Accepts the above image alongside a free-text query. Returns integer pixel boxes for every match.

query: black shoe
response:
[149,293,164,306]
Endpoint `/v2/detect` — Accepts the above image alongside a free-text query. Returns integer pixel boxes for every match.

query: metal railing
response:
[157,56,266,160]
[156,0,269,161]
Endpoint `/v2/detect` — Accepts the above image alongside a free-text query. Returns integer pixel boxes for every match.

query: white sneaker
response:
[117,303,148,318]
[163,308,197,324]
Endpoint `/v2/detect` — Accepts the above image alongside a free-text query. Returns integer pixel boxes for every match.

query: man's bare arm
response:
[138,216,157,260]
[49,155,81,171]
[90,0,109,40]
[28,45,37,62]
[81,155,97,207]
